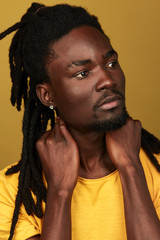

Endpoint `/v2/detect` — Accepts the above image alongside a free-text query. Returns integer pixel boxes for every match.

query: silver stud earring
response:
[49,105,54,110]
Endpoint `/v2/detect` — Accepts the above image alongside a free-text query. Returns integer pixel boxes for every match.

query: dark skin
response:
[36,26,125,179]
[27,26,160,240]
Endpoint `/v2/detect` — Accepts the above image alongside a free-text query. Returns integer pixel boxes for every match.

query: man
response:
[0,3,160,240]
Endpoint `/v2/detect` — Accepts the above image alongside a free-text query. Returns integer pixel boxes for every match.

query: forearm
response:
[119,161,160,240]
[41,187,72,240]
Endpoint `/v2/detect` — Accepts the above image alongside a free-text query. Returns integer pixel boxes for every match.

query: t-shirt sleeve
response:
[154,155,160,220]
[0,169,41,239]
[154,183,160,220]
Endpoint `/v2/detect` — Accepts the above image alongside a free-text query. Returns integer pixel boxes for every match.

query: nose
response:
[95,68,116,92]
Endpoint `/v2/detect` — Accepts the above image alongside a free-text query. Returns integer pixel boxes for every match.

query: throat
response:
[79,155,116,179]
[67,125,116,179]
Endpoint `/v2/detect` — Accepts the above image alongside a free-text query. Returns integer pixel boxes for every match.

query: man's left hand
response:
[105,118,142,171]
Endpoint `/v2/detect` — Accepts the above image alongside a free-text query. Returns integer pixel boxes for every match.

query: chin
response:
[86,107,130,132]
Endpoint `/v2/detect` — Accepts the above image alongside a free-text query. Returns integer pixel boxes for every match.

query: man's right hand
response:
[36,117,80,195]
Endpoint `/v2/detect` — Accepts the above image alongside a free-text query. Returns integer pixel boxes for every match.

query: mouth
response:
[97,94,122,110]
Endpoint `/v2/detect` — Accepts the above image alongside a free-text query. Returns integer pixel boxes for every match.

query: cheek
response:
[53,83,92,118]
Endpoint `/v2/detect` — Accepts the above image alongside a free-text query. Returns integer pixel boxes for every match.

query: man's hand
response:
[36,117,80,194]
[106,118,160,240]
[36,118,80,239]
[105,118,142,170]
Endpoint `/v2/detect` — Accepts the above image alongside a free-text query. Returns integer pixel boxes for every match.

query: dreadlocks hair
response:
[0,2,160,239]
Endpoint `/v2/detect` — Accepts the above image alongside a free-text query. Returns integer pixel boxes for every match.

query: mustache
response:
[93,90,124,110]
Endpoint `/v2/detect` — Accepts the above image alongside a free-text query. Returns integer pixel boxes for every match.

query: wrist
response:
[47,186,73,201]
[118,164,147,191]
[118,157,144,177]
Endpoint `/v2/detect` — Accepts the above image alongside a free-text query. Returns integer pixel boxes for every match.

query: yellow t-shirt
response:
[0,149,160,240]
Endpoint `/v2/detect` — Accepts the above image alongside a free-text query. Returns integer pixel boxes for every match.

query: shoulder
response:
[0,163,19,238]
[140,148,160,171]
[0,162,19,181]
[0,163,42,239]
[140,148,160,176]
[140,149,160,196]
[0,162,19,200]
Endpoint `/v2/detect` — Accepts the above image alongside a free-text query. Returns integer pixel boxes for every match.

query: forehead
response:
[50,26,112,62]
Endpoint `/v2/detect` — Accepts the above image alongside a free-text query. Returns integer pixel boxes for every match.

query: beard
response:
[86,106,130,132]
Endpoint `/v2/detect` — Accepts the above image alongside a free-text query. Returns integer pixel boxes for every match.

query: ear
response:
[36,83,56,108]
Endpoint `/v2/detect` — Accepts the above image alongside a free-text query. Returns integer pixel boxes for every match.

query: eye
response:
[75,70,90,79]
[106,61,118,69]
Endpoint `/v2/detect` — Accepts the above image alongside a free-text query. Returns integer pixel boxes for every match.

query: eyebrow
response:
[103,49,118,59]
[66,49,118,69]
[67,59,91,68]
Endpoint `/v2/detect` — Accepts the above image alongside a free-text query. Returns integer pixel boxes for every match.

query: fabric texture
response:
[0,149,160,240]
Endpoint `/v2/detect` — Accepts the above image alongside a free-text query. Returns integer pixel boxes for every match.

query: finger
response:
[134,120,142,131]
[46,118,63,143]
[134,119,141,125]
[126,117,133,124]
[53,118,62,141]
[36,130,52,150]
[40,130,52,140]
[44,128,55,146]
[59,118,74,142]
[53,121,59,136]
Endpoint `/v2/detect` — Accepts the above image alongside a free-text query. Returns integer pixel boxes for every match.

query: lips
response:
[97,94,122,108]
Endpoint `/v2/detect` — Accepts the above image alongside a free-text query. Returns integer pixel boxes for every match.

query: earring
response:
[49,105,54,110]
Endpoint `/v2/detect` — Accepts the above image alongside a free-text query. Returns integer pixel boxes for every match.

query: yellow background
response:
[0,0,160,169]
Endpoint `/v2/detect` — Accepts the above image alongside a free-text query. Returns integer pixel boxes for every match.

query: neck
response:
[68,126,115,179]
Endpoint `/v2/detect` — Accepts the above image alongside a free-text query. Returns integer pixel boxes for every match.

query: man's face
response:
[47,26,127,132]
